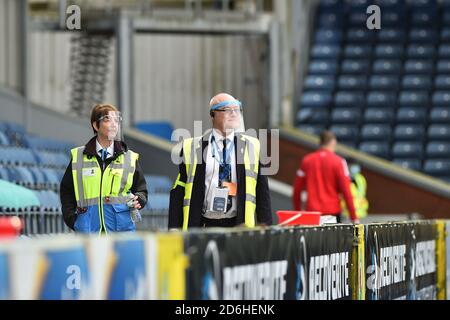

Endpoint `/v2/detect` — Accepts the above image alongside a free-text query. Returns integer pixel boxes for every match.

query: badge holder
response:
[209,186,229,213]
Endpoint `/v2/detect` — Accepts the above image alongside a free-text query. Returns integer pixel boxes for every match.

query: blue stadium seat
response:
[396,107,427,124]
[373,59,402,74]
[423,159,450,177]
[380,11,403,27]
[331,108,361,124]
[441,28,450,42]
[300,92,333,109]
[404,60,433,74]
[439,44,450,58]
[0,132,9,146]
[346,29,374,43]
[304,75,335,91]
[334,91,365,108]
[409,0,437,8]
[0,167,9,181]
[430,107,450,123]
[375,44,404,58]
[369,75,400,90]
[443,11,450,26]
[28,167,47,186]
[314,29,343,44]
[377,29,406,42]
[392,159,422,171]
[329,125,359,142]
[426,142,450,158]
[359,142,390,159]
[296,108,329,124]
[145,175,172,194]
[436,60,450,73]
[34,150,69,168]
[391,142,424,159]
[311,44,341,59]
[434,76,450,90]
[22,135,74,152]
[147,194,170,211]
[0,147,36,165]
[432,91,450,107]
[344,45,372,58]
[317,13,343,28]
[308,60,339,75]
[41,168,62,185]
[411,12,436,27]
[361,124,392,141]
[407,44,435,58]
[409,29,438,43]
[134,121,174,141]
[367,91,397,108]
[296,125,325,136]
[340,60,370,74]
[338,75,367,90]
[364,108,395,124]
[8,167,35,186]
[401,75,432,90]
[427,124,450,140]
[398,91,429,107]
[349,13,367,27]
[394,125,425,141]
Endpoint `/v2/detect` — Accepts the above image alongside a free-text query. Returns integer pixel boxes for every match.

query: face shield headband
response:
[210,100,242,111]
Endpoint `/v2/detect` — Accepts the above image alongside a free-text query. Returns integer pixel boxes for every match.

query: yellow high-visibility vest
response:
[341,173,369,219]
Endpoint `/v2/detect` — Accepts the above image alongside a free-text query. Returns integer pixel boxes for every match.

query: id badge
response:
[209,186,229,213]
[82,168,96,177]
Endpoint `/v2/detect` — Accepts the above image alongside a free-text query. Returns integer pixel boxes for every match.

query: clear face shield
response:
[97,111,123,143]
[210,100,246,134]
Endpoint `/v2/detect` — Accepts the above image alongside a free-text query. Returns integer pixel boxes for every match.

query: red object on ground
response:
[276,211,321,226]
[0,217,23,239]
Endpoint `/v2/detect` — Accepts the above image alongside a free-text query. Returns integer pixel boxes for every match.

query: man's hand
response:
[131,195,142,209]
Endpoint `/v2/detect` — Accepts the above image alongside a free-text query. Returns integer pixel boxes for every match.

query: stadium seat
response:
[427,124,450,140]
[391,142,424,159]
[375,44,404,58]
[295,125,326,136]
[377,29,406,42]
[0,132,9,146]
[411,12,436,27]
[392,159,422,171]
[311,44,341,59]
[369,75,400,90]
[334,91,365,108]
[145,175,172,194]
[331,108,361,124]
[396,107,427,124]
[308,60,339,75]
[359,142,390,159]
[300,92,333,109]
[349,13,367,27]
[434,76,450,90]
[329,125,359,142]
[344,45,372,58]
[423,159,450,176]
[0,147,36,165]
[296,108,329,125]
[404,59,433,74]
[340,60,370,74]
[430,107,450,123]
[432,91,450,107]
[409,28,438,43]
[393,125,425,141]
[381,11,403,27]
[316,13,343,28]
[364,108,395,124]
[304,75,335,91]
[134,121,174,141]
[367,91,397,108]
[441,28,450,41]
[401,75,432,90]
[346,29,374,43]
[436,60,450,73]
[361,124,392,141]
[407,44,435,58]
[426,142,450,158]
[314,29,343,43]
[439,44,450,58]
[338,75,367,90]
[398,91,429,107]
[373,59,402,74]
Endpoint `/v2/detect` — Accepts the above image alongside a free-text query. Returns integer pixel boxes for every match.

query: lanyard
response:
[211,136,234,165]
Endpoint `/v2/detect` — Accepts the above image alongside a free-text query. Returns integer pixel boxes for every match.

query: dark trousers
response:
[201,216,237,228]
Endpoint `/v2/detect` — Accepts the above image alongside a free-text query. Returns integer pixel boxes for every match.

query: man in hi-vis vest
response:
[169,93,272,230]
[60,104,148,233]
[341,160,369,220]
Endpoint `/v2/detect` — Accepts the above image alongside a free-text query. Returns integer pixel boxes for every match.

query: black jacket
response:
[60,137,148,230]
[168,134,272,229]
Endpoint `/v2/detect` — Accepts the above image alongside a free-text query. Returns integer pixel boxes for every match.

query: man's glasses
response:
[215,107,242,115]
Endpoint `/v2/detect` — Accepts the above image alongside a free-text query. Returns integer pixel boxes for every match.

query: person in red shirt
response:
[292,131,359,223]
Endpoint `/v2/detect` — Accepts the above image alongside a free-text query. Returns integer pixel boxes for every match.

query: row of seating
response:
[0,146,69,168]
[0,165,64,189]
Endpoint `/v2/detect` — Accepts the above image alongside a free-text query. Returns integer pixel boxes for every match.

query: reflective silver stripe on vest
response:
[82,198,100,207]
[74,147,87,208]
[105,196,130,205]
[183,199,190,207]
[245,170,258,180]
[119,151,134,194]
[247,139,256,173]
[109,163,125,170]
[79,162,98,169]
[245,194,257,204]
